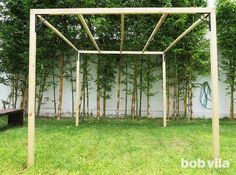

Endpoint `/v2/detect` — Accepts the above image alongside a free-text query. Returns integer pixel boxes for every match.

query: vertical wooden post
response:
[28,11,36,167]
[76,52,80,126]
[210,11,220,159]
[162,54,167,127]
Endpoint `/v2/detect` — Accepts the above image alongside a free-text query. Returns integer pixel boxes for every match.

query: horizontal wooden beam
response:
[142,14,168,53]
[164,14,208,53]
[31,8,213,15]
[37,15,79,52]
[78,14,100,52]
[79,50,163,55]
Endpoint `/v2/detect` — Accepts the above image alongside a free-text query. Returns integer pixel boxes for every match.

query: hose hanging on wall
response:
[199,81,212,109]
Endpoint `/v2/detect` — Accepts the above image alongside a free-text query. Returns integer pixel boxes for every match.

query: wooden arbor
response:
[28,7,220,167]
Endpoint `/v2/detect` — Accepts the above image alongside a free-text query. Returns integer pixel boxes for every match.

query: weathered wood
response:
[210,11,220,159]
[0,109,24,126]
[78,15,100,52]
[142,14,168,52]
[28,7,219,168]
[164,14,208,53]
[28,12,36,167]
[79,50,163,55]
[31,7,213,15]
[120,14,125,52]
[0,109,23,115]
[76,53,80,126]
[162,54,167,127]
[37,15,79,52]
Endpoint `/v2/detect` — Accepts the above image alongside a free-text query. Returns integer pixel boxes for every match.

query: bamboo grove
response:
[0,0,235,119]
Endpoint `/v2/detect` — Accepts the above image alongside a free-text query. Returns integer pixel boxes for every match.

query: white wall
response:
[0,82,11,109]
[1,61,231,118]
[41,65,232,118]
[38,68,231,118]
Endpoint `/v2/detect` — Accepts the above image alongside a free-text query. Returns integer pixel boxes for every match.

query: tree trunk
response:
[36,72,47,117]
[82,71,86,117]
[131,71,137,118]
[125,64,128,117]
[176,78,179,119]
[183,81,187,118]
[97,60,100,118]
[167,76,170,119]
[116,57,121,118]
[13,75,19,108]
[188,74,193,120]
[189,85,193,120]
[97,90,100,119]
[86,68,89,117]
[103,89,106,116]
[57,53,64,120]
[11,77,15,108]
[79,81,85,119]
[147,95,150,117]
[139,59,143,117]
[20,89,26,109]
[69,56,75,117]
[172,68,177,119]
[23,88,28,113]
[230,84,234,120]
[131,85,136,118]
[20,85,28,112]
[52,65,57,117]
[136,83,139,117]
[20,76,27,110]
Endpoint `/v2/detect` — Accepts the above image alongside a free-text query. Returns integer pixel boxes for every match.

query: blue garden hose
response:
[199,82,212,110]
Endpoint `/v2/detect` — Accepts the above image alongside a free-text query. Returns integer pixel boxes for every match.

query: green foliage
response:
[96,55,116,99]
[217,0,236,93]
[0,0,212,115]
[139,56,161,97]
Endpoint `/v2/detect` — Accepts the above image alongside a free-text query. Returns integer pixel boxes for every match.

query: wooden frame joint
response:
[200,14,211,31]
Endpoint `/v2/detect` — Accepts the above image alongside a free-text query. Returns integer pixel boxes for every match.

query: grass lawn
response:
[0,117,235,175]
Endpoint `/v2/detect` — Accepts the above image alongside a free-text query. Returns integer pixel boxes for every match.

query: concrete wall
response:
[0,63,232,118]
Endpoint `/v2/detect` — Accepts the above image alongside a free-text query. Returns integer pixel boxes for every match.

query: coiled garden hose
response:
[199,81,212,109]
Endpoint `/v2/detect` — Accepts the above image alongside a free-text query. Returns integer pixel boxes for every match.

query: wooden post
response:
[162,54,167,127]
[28,11,36,167]
[120,14,125,52]
[210,11,220,159]
[76,52,80,126]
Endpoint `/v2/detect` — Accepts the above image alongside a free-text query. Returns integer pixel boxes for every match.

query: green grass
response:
[0,118,235,175]
[0,116,8,128]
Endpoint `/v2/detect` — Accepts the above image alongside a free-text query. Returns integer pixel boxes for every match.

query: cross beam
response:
[79,50,163,55]
[142,14,168,53]
[31,7,213,15]
[164,14,208,53]
[78,14,100,52]
[37,15,79,52]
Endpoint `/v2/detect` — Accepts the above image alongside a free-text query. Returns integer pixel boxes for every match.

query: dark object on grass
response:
[0,109,24,126]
